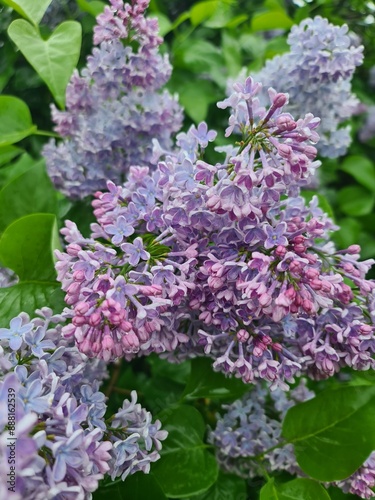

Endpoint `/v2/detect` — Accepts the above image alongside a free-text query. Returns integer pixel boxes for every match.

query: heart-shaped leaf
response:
[0,214,64,323]
[0,96,37,146]
[8,19,82,108]
[1,0,53,26]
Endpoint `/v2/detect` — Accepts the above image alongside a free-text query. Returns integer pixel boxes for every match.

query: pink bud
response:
[67,243,82,256]
[102,335,114,350]
[75,301,90,315]
[347,244,361,254]
[237,329,249,343]
[89,312,101,326]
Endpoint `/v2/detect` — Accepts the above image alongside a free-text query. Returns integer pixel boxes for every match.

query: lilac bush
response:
[55,76,375,390]
[43,0,183,199]
[0,308,167,498]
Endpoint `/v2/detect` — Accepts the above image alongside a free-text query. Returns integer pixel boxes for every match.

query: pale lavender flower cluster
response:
[252,16,363,157]
[55,76,375,390]
[359,105,375,142]
[43,0,183,199]
[210,381,375,499]
[0,308,167,498]
[208,380,313,478]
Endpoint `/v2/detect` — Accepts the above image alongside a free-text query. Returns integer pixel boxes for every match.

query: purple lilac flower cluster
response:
[251,16,363,157]
[0,308,167,498]
[209,381,375,499]
[55,76,375,390]
[43,0,183,199]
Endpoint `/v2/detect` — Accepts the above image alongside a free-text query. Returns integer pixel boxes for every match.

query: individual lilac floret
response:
[0,309,167,498]
[248,16,364,158]
[43,0,183,199]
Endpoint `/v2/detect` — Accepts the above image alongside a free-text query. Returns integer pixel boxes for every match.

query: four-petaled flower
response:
[264,222,288,249]
[0,316,33,350]
[121,237,150,266]
[106,215,135,245]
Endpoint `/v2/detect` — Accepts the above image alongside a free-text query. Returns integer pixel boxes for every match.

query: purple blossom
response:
[0,315,33,350]
[121,237,150,266]
[264,222,288,249]
[106,215,135,244]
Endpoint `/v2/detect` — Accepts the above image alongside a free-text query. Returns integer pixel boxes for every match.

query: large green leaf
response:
[340,155,375,192]
[93,472,167,500]
[282,386,375,481]
[0,160,58,231]
[187,471,247,500]
[337,186,375,216]
[76,0,105,17]
[152,405,218,498]
[251,10,293,31]
[0,213,59,281]
[1,0,52,25]
[0,96,37,146]
[0,146,23,169]
[0,283,64,325]
[260,478,330,500]
[182,357,248,401]
[0,214,64,323]
[8,19,82,108]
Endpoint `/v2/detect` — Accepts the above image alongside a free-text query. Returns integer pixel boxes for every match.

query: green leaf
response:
[190,1,219,26]
[332,217,361,249]
[0,283,64,325]
[187,471,247,500]
[93,472,167,500]
[0,214,64,323]
[337,185,375,216]
[0,160,58,231]
[260,478,331,500]
[153,405,218,498]
[282,385,375,481]
[260,479,279,500]
[1,0,52,26]
[222,31,242,76]
[0,213,60,281]
[76,0,105,17]
[0,146,23,168]
[8,19,82,108]
[177,80,216,122]
[182,357,248,400]
[0,153,34,188]
[340,155,375,192]
[251,10,293,31]
[0,96,37,146]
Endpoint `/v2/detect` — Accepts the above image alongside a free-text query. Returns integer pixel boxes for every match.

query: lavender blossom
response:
[43,0,183,199]
[55,76,375,390]
[0,309,167,497]
[249,16,364,158]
